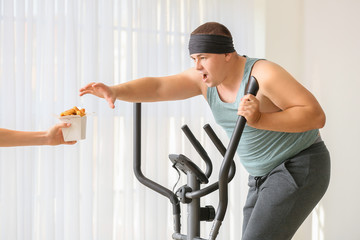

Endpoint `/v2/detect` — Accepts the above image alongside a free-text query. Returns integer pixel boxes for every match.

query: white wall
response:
[257,0,360,239]
[304,1,360,239]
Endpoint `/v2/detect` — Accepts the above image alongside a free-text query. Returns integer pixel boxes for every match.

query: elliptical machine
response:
[133,76,259,240]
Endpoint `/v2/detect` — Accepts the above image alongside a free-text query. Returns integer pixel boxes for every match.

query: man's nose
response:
[194,59,203,70]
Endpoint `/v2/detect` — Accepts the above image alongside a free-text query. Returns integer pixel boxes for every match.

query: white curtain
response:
[0,0,254,239]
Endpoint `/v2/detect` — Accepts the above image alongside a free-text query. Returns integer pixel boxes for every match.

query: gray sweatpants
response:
[242,141,331,240]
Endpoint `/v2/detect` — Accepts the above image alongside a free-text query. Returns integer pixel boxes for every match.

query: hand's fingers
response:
[79,90,94,96]
[239,98,251,109]
[80,82,114,108]
[238,101,255,114]
[241,94,250,100]
[247,94,257,102]
[79,82,96,91]
[58,124,77,145]
[241,94,255,102]
[237,110,247,117]
[57,122,72,129]
[79,82,98,96]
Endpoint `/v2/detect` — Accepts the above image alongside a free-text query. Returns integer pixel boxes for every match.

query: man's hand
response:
[79,82,116,109]
[238,94,261,126]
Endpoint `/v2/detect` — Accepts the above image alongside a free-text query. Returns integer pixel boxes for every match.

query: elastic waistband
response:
[313,134,323,144]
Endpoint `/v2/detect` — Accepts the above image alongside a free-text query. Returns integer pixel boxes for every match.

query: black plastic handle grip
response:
[245,75,260,95]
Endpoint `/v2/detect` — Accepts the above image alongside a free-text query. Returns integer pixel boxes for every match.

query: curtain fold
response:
[0,0,254,239]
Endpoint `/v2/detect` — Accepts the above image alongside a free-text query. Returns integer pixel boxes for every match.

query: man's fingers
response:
[79,90,94,96]
[79,82,96,91]
[79,82,98,96]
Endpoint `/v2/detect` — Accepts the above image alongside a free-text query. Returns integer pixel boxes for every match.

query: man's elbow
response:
[315,111,326,129]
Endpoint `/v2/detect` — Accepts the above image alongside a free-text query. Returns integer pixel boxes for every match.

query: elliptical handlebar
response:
[183,123,236,200]
[209,76,259,240]
[181,125,213,178]
[133,103,181,233]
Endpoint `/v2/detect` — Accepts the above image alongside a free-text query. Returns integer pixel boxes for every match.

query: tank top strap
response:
[237,56,264,101]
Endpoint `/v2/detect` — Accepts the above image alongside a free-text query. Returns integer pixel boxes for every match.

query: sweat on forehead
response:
[188,34,235,55]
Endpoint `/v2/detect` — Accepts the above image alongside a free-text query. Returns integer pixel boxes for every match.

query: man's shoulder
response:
[252,59,283,73]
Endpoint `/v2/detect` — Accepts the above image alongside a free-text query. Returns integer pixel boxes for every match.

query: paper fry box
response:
[59,115,87,141]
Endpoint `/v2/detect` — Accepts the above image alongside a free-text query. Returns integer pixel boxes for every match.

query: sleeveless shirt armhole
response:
[206,87,214,106]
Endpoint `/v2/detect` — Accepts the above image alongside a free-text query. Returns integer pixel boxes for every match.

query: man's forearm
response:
[111,77,167,102]
[250,106,325,133]
[111,73,203,103]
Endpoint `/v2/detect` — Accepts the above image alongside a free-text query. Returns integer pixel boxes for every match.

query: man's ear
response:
[225,52,232,62]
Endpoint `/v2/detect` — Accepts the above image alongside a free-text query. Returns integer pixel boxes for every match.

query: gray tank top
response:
[206,56,319,176]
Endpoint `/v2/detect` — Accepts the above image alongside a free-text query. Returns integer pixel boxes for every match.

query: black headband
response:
[188,34,235,55]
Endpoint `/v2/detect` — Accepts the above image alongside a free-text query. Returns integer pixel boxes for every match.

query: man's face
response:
[190,53,227,87]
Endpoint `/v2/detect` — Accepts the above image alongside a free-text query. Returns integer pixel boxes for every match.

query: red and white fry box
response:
[59,115,87,141]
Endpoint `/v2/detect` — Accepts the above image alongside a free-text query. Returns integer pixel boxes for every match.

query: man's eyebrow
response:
[190,54,206,59]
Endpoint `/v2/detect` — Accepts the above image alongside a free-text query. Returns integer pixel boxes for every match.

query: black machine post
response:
[133,76,259,240]
[133,103,181,234]
[209,76,259,240]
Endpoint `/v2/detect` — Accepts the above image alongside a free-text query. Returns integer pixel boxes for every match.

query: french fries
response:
[61,106,86,117]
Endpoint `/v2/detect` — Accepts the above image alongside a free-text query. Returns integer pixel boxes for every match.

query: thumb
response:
[105,96,116,109]
[58,122,72,128]
[109,102,115,109]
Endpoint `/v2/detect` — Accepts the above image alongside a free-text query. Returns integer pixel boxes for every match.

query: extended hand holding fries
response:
[0,108,84,147]
[0,123,76,147]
